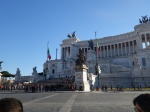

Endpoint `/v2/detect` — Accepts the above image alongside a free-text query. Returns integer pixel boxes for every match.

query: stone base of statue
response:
[74,64,90,92]
[0,73,2,85]
[32,72,38,82]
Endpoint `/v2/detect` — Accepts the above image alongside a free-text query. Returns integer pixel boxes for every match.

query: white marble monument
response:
[15,68,21,82]
[32,66,38,82]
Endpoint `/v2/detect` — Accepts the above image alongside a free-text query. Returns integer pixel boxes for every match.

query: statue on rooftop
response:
[67,34,71,38]
[33,66,37,73]
[16,68,21,76]
[88,39,94,50]
[142,15,148,23]
[0,61,3,70]
[139,19,142,23]
[72,31,76,37]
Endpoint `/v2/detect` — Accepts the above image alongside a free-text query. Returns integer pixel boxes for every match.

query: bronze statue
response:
[67,31,76,38]
[67,34,71,38]
[88,39,94,50]
[72,31,76,37]
[139,16,150,24]
[75,48,86,66]
[0,61,3,69]
[139,19,142,23]
[142,15,148,23]
[33,66,37,72]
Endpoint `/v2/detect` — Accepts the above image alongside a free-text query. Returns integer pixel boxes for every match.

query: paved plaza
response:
[0,91,149,112]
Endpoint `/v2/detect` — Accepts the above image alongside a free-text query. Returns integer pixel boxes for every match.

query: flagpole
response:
[95,31,100,89]
[56,48,58,60]
[95,32,98,62]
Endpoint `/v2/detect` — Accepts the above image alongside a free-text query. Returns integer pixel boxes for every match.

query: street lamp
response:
[95,40,100,90]
[0,61,3,85]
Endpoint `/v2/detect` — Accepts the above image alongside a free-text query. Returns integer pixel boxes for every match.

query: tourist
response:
[0,98,23,112]
[110,85,113,91]
[133,93,150,112]
[90,85,93,92]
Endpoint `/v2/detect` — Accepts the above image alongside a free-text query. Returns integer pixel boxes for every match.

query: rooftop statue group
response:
[16,68,21,75]
[139,15,150,23]
[67,31,76,38]
[0,61,3,70]
[33,66,37,73]
[88,39,94,50]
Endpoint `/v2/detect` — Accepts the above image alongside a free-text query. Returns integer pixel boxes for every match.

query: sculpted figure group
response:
[67,31,76,38]
[139,15,150,23]
[75,48,86,66]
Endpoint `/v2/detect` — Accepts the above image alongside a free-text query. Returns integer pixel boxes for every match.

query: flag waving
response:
[47,41,51,60]
[97,42,100,56]
[47,48,51,60]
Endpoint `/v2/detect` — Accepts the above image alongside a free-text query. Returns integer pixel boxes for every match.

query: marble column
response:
[103,46,105,58]
[61,48,63,59]
[114,44,116,56]
[145,34,148,48]
[120,43,123,55]
[100,46,102,58]
[110,45,112,57]
[117,44,119,56]
[128,41,131,54]
[106,45,108,57]
[132,40,135,53]
[125,42,127,55]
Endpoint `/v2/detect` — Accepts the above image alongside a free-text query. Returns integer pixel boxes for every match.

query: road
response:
[0,91,149,112]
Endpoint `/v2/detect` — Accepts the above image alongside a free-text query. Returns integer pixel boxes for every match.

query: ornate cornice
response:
[134,23,150,34]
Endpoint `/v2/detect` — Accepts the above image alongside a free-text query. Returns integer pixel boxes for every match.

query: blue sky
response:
[0,0,150,76]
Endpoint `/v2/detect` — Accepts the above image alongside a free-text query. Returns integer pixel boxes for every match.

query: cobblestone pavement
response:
[0,91,149,112]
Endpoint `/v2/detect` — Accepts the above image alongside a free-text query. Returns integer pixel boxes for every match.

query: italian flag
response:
[97,42,100,55]
[47,48,51,60]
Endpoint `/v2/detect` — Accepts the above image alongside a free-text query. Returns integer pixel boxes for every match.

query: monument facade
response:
[43,17,150,88]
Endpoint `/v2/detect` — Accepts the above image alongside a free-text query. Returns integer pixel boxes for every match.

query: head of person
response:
[133,93,150,112]
[0,98,23,112]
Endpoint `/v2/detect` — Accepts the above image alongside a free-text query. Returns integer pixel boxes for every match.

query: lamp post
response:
[95,35,100,90]
[56,48,58,60]
[0,61,3,85]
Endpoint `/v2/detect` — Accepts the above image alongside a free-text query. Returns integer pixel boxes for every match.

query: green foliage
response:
[1,71,15,77]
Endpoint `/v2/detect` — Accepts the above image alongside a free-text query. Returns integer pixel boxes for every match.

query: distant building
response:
[15,68,32,84]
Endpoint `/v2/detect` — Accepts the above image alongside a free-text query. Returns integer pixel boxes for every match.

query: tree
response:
[1,71,15,78]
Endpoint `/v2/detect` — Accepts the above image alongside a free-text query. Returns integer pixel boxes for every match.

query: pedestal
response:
[74,65,90,92]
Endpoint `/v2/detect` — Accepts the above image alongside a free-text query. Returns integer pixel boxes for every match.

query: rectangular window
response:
[85,48,87,52]
[52,69,55,74]
[142,58,146,66]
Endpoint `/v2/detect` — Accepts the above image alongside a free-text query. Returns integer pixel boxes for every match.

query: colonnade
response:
[61,47,70,59]
[80,40,137,58]
[98,40,136,58]
[140,34,150,49]
[61,33,150,59]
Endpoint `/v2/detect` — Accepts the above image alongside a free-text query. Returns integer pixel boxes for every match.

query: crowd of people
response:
[24,84,80,92]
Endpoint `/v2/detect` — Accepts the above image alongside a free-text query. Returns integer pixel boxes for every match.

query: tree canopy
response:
[0,71,15,78]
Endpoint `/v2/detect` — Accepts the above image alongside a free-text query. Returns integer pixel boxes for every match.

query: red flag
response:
[47,48,51,60]
[97,42,100,56]
[98,47,100,55]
